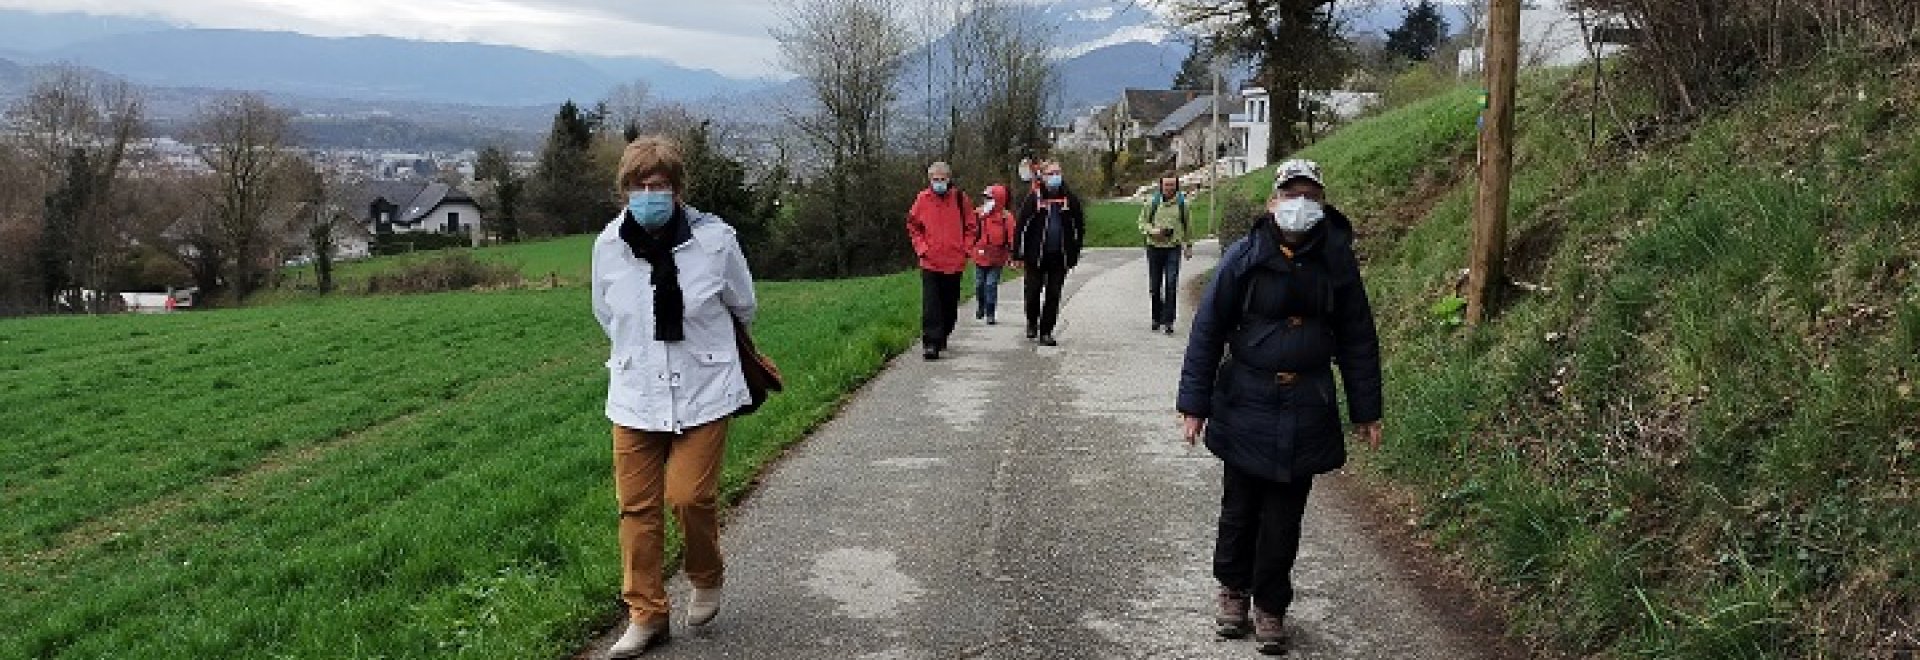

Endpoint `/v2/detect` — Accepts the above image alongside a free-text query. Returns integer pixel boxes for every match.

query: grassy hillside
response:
[0,273,922,658]
[1247,52,1918,658]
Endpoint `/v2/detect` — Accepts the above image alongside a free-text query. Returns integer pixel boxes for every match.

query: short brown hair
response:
[617,136,685,192]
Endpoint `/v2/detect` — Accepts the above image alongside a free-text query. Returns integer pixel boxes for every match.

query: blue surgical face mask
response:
[1044,174,1063,190]
[932,180,949,195]
[627,190,674,229]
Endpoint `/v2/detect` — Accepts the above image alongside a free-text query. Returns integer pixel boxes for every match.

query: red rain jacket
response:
[972,185,1015,268]
[907,187,976,274]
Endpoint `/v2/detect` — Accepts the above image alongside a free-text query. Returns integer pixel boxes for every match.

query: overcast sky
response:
[0,0,810,78]
[0,1,1458,79]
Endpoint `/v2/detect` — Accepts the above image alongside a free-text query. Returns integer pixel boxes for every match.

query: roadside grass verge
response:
[0,271,922,658]
[1225,51,1919,658]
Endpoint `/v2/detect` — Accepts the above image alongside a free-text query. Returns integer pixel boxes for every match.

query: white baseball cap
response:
[1274,159,1324,189]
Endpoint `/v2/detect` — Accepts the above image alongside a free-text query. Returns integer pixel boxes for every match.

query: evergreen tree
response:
[677,122,763,254]
[1174,0,1347,160]
[1171,38,1217,90]
[475,146,523,243]
[1385,0,1449,62]
[38,150,92,309]
[528,101,612,235]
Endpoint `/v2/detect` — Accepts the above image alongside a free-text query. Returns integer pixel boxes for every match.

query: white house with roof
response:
[1226,87,1379,175]
[1227,89,1274,176]
[1147,93,1240,171]
[1052,90,1208,155]
[1050,106,1111,152]
[357,181,483,238]
[1457,3,1630,74]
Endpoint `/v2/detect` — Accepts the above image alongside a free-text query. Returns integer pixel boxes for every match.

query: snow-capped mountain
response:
[1037,1,1182,59]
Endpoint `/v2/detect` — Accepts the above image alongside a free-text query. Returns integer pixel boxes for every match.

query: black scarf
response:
[619,208,689,342]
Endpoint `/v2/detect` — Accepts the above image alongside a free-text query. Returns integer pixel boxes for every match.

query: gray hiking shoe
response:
[1215,586,1251,639]
[1253,606,1289,655]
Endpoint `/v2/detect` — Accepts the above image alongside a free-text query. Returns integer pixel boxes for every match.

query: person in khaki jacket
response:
[1138,175,1195,335]
[592,136,758,657]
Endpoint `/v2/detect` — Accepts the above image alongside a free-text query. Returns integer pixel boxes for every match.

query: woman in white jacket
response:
[592,136,757,657]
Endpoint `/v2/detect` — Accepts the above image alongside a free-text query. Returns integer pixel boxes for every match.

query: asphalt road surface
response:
[586,241,1519,659]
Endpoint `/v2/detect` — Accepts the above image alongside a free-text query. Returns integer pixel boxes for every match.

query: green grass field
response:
[0,272,921,658]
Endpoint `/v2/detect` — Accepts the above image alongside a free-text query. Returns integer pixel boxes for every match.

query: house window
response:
[447,212,461,233]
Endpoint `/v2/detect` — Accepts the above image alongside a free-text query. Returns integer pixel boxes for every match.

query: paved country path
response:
[586,241,1522,659]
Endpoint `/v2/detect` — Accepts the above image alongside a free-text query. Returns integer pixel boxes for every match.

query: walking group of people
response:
[590,134,1383,657]
[907,157,1087,358]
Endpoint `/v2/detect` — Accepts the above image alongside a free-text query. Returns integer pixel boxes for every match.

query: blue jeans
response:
[1147,246,1182,326]
[974,265,1003,319]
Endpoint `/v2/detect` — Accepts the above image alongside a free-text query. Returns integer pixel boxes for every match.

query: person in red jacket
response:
[971,184,1016,325]
[907,161,976,360]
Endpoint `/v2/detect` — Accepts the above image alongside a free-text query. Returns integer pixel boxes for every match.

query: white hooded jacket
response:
[591,206,758,432]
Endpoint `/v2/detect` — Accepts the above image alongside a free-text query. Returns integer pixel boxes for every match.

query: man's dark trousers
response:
[921,270,963,349]
[1023,255,1068,337]
[1214,465,1314,617]
[1146,246,1182,327]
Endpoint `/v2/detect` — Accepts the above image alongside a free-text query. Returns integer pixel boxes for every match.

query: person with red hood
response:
[906,161,976,360]
[971,184,1016,325]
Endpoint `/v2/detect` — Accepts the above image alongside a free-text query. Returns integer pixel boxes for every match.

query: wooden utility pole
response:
[1467,0,1521,326]
[1209,54,1221,238]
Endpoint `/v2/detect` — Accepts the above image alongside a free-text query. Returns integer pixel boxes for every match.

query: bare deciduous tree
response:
[601,80,653,140]
[774,0,913,276]
[946,0,1058,189]
[777,0,910,167]
[1572,0,1920,118]
[4,66,144,312]
[280,158,361,295]
[0,143,44,315]
[191,93,296,301]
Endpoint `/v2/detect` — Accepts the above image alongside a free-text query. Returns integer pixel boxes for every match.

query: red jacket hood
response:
[986,184,1010,210]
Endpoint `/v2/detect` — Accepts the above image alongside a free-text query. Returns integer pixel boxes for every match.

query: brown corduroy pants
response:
[612,420,727,626]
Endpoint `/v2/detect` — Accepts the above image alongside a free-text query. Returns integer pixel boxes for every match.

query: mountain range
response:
[0,3,1467,149]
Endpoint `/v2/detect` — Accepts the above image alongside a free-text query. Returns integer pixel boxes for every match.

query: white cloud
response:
[0,0,787,79]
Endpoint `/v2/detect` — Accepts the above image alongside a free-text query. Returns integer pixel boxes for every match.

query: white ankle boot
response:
[608,620,666,658]
[687,587,723,627]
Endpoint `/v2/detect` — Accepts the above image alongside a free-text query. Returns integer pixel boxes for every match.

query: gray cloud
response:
[0,0,793,78]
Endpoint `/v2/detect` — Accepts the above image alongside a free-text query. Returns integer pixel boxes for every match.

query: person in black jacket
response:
[1175,159,1384,655]
[1011,160,1086,346]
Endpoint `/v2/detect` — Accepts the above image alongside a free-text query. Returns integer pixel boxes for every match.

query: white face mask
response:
[979,198,996,214]
[1270,197,1324,233]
